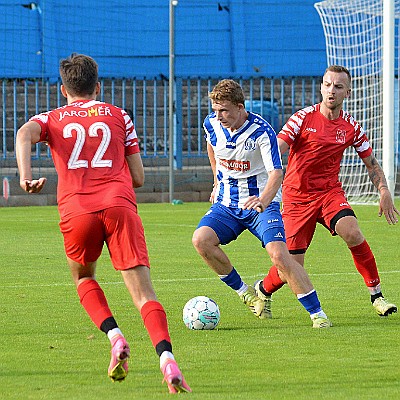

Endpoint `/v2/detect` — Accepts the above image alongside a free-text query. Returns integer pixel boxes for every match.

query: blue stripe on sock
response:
[220,267,243,291]
[298,290,322,314]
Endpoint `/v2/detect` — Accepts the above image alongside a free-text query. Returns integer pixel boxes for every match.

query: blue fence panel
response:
[396,79,400,165]
[0,76,322,166]
[244,100,280,133]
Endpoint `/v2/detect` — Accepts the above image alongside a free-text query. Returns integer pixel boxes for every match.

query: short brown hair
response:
[209,79,245,105]
[59,53,98,97]
[324,65,351,86]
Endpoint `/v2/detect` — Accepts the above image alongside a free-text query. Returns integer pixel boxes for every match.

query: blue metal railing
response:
[1,76,322,166]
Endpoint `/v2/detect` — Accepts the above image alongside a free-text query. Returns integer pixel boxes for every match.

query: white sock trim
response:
[310,310,327,319]
[107,328,123,341]
[368,283,382,296]
[160,351,175,367]
[236,282,248,295]
[297,289,316,299]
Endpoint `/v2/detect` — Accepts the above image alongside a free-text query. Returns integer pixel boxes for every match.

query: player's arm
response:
[278,137,290,155]
[16,121,47,193]
[242,168,283,213]
[207,142,218,203]
[207,142,217,184]
[126,153,144,188]
[362,153,399,224]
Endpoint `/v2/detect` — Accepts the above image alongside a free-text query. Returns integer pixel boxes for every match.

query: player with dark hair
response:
[192,79,332,328]
[255,65,398,318]
[16,53,191,394]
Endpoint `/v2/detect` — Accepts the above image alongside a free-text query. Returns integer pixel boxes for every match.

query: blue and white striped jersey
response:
[203,111,282,208]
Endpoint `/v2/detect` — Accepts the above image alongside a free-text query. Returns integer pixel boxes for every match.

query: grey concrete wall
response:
[0,167,213,207]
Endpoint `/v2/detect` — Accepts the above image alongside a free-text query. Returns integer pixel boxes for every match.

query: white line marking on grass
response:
[147,223,196,228]
[2,270,400,289]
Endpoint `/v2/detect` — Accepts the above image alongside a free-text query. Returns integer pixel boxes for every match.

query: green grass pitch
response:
[0,201,399,399]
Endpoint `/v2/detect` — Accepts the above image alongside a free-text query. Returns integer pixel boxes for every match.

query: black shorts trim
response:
[289,248,306,255]
[330,208,356,232]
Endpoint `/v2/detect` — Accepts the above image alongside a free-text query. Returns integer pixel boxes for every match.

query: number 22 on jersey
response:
[63,122,112,169]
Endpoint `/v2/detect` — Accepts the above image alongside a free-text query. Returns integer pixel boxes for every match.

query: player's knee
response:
[340,227,364,246]
[192,229,207,253]
[268,250,285,269]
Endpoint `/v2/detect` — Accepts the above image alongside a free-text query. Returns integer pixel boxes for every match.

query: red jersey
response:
[278,103,372,198]
[30,100,140,219]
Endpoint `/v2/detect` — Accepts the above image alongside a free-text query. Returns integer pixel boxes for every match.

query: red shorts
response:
[59,206,149,270]
[282,187,355,253]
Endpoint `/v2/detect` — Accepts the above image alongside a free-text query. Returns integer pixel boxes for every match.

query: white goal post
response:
[314,0,399,202]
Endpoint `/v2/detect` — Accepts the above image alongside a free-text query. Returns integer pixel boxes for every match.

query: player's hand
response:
[242,195,267,213]
[20,177,47,193]
[378,189,399,224]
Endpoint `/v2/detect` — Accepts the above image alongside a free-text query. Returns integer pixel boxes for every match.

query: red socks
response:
[140,301,171,348]
[349,240,380,287]
[262,265,286,294]
[77,279,113,329]
[78,282,172,353]
[77,281,173,358]
[261,241,379,294]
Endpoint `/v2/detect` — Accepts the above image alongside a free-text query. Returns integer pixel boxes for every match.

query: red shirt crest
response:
[335,129,347,144]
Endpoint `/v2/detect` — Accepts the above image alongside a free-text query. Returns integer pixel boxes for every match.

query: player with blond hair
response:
[192,79,331,328]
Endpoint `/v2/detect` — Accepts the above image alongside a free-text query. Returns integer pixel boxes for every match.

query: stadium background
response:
[0,0,398,205]
[0,0,326,78]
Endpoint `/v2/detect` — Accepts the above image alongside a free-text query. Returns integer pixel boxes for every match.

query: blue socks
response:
[297,290,322,315]
[219,267,243,291]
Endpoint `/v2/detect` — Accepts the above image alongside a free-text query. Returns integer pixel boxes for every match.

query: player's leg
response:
[256,253,304,298]
[250,202,330,327]
[258,195,317,296]
[192,225,233,275]
[106,207,191,393]
[254,261,290,318]
[264,240,331,328]
[68,258,130,382]
[258,264,287,293]
[334,213,397,316]
[323,189,397,316]
[192,203,267,318]
[61,213,130,382]
[121,266,191,393]
[255,201,322,321]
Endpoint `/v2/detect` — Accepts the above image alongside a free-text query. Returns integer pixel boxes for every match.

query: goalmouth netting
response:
[314,0,400,202]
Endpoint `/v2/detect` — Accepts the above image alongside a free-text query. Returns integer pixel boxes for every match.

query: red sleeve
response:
[121,109,140,156]
[277,131,293,145]
[358,147,373,159]
[125,136,140,156]
[29,112,50,142]
[353,125,372,159]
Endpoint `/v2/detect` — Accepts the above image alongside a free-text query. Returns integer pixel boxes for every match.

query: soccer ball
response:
[183,296,220,330]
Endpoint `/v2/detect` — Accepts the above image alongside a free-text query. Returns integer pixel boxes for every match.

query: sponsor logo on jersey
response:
[336,129,347,144]
[268,218,279,223]
[274,231,284,238]
[59,106,112,121]
[219,158,250,172]
[339,202,349,207]
[305,127,317,132]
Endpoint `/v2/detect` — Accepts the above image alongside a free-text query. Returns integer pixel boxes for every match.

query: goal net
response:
[314,0,400,202]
